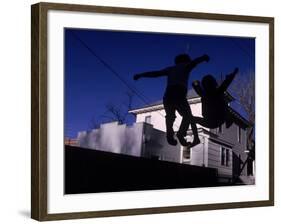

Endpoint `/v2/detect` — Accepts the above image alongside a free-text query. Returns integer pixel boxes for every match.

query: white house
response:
[77,89,253,183]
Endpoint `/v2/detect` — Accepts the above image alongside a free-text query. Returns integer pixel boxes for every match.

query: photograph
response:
[31,3,274,220]
[64,28,256,194]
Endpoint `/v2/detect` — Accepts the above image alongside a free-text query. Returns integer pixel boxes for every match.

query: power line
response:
[70,30,151,106]
[70,30,174,126]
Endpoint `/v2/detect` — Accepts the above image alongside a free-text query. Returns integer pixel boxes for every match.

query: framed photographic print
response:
[31,2,274,221]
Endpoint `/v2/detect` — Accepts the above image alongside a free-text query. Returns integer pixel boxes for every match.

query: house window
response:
[221,148,225,165]
[221,147,230,166]
[182,146,191,160]
[226,149,229,166]
[145,115,151,124]
[238,126,242,143]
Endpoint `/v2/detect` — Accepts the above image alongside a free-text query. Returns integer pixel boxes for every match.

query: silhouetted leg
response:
[176,99,190,136]
[176,116,190,146]
[189,118,200,147]
[193,116,210,128]
[176,100,200,147]
[163,100,177,146]
[194,116,225,129]
[225,110,234,128]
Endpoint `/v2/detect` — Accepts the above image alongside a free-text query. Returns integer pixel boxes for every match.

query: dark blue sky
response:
[64,28,255,138]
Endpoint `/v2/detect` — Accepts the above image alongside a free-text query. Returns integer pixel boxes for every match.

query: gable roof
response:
[137,88,199,109]
[129,89,250,128]
[129,88,235,113]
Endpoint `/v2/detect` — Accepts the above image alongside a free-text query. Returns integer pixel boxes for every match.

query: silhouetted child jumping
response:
[192,67,239,129]
[134,53,209,147]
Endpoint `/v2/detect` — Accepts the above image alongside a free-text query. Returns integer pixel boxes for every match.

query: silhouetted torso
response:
[163,63,191,88]
[201,91,228,127]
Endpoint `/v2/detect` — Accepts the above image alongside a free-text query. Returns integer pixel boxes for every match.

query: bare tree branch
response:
[105,103,126,124]
[229,70,255,153]
[101,91,135,125]
[88,91,135,129]
[88,116,100,130]
[230,71,255,124]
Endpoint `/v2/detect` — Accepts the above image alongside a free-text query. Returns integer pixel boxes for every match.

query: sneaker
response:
[189,138,200,148]
[176,133,190,146]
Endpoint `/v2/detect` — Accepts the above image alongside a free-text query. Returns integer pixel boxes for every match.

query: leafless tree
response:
[88,91,135,129]
[103,91,134,124]
[231,71,255,124]
[230,70,255,158]
[228,70,256,179]
[103,103,126,124]
[88,116,100,130]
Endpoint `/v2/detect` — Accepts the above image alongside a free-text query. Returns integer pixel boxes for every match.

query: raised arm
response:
[218,67,239,93]
[192,80,204,97]
[188,54,210,70]
[133,69,167,80]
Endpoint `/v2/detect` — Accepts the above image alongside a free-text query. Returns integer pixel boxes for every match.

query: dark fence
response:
[65,145,218,194]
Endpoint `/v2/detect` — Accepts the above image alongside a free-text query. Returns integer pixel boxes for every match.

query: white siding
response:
[184,135,208,167]
[136,102,203,133]
[207,141,232,177]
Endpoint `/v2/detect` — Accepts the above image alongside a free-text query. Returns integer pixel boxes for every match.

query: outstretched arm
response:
[188,54,210,70]
[218,67,239,93]
[192,80,204,97]
[133,70,167,80]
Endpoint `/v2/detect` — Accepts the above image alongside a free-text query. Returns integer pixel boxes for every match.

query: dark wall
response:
[65,145,218,194]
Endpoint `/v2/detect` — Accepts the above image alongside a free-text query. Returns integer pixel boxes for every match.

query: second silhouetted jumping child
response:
[192,67,239,129]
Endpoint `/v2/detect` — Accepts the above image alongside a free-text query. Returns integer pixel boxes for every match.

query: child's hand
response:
[133,74,141,81]
[226,68,239,80]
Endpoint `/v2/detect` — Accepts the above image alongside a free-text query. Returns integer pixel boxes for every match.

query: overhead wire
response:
[70,30,169,123]
[70,31,255,134]
[70,30,151,105]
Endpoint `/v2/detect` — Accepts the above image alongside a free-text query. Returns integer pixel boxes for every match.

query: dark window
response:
[182,147,191,160]
[238,127,242,143]
[221,147,230,166]
[226,149,229,166]
[221,147,225,165]
[145,115,151,124]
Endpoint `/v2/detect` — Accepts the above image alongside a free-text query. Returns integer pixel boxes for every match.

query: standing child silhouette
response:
[134,53,210,147]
